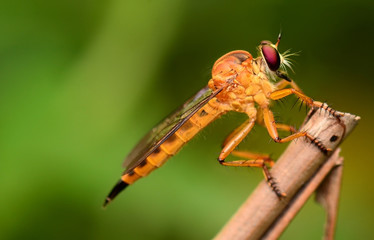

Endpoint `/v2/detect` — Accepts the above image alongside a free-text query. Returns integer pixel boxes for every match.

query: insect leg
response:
[257,109,297,134]
[217,119,286,198]
[218,151,285,198]
[262,107,331,154]
[230,150,273,165]
[273,123,297,134]
[219,118,255,160]
[269,88,344,118]
[274,79,303,93]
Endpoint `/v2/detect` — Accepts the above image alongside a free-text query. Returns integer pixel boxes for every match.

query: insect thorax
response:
[208,52,275,117]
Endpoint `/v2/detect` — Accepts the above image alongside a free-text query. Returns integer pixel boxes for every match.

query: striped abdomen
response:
[104,99,223,206]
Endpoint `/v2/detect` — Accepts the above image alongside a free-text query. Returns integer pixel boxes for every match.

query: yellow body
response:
[121,50,276,186]
[105,40,343,206]
[122,98,223,184]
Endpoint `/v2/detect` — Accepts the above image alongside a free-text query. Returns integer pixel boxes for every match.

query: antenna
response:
[275,30,282,48]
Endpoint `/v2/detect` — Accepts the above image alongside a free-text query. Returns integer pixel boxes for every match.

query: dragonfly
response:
[103,35,343,207]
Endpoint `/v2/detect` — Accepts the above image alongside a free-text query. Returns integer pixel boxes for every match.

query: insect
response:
[103,35,343,207]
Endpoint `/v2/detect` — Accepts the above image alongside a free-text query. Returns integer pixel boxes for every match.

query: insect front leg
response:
[269,88,344,118]
[217,119,286,198]
[262,107,331,154]
[274,79,303,93]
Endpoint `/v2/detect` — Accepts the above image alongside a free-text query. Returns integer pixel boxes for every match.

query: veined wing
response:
[122,85,223,172]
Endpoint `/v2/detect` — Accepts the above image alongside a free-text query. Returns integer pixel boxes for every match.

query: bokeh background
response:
[0,0,373,239]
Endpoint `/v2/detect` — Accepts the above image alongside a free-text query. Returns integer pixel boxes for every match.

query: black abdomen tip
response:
[103,180,128,207]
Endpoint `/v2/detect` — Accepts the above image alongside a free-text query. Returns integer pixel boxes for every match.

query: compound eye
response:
[261,45,280,71]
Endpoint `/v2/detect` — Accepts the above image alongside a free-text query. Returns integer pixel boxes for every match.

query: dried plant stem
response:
[214,109,360,240]
[263,149,343,239]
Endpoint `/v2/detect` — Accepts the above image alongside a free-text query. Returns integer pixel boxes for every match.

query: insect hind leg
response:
[217,119,285,198]
[217,151,286,198]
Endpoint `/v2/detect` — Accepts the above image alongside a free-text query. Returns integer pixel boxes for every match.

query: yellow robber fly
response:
[103,35,343,207]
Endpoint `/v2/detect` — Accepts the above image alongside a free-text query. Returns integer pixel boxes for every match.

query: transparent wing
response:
[122,86,223,173]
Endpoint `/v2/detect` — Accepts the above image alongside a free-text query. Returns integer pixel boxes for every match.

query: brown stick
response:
[262,149,343,239]
[214,109,360,240]
[316,153,344,240]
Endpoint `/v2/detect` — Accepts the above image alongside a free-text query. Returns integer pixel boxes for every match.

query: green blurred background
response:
[0,0,373,239]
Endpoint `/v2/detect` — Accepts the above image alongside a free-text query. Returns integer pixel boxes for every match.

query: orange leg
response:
[270,87,347,146]
[217,119,286,198]
[262,107,331,154]
[230,150,273,166]
[269,88,344,118]
[256,108,297,134]
[219,150,285,198]
[219,119,255,160]
[274,123,297,134]
[275,79,303,93]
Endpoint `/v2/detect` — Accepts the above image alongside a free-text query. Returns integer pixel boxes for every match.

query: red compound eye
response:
[261,44,280,71]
